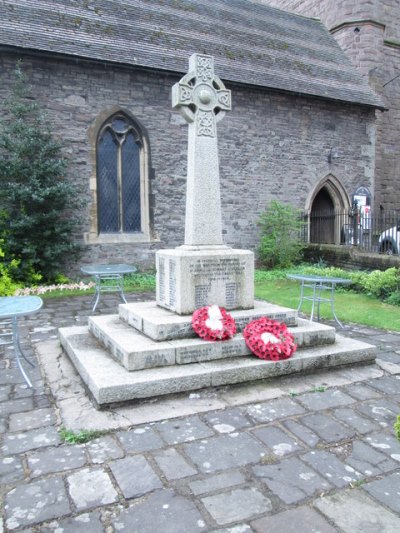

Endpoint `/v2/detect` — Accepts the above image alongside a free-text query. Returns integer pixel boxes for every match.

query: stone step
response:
[88,314,336,371]
[59,325,376,406]
[119,300,298,341]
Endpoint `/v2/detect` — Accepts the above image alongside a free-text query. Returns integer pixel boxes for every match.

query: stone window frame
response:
[85,106,152,245]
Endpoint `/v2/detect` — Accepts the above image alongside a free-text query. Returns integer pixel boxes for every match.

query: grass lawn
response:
[255,278,400,332]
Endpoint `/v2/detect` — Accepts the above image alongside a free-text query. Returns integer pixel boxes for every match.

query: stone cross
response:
[172,54,231,247]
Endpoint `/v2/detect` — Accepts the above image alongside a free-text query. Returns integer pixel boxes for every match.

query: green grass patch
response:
[394,415,400,442]
[255,278,400,332]
[59,427,105,444]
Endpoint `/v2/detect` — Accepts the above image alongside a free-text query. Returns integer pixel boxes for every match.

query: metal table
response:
[287,274,352,328]
[0,296,43,387]
[81,264,137,311]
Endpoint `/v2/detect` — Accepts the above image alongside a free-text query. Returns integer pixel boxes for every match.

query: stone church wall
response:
[262,0,400,213]
[0,52,376,273]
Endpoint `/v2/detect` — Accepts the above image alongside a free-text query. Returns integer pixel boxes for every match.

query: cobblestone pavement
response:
[1,292,400,532]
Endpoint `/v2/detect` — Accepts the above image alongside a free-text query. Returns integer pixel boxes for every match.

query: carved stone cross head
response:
[172,54,231,137]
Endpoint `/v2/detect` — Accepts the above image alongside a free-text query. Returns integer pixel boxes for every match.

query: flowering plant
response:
[243,317,297,361]
[192,305,236,341]
[14,281,95,296]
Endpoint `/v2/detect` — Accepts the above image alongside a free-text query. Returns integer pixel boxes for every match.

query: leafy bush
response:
[258,201,305,269]
[361,268,400,299]
[394,415,400,442]
[0,243,22,295]
[0,62,84,283]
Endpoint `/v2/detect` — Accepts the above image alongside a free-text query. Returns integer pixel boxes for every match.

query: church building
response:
[0,0,384,270]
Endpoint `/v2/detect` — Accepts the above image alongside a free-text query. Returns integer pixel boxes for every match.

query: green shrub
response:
[258,200,305,269]
[361,268,400,299]
[0,62,84,283]
[394,415,400,442]
[0,243,22,295]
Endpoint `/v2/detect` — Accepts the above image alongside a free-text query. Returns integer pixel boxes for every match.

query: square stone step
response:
[58,325,376,406]
[119,300,298,341]
[88,314,335,371]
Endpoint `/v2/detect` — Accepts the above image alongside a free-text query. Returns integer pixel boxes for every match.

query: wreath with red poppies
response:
[243,317,297,361]
[192,305,236,341]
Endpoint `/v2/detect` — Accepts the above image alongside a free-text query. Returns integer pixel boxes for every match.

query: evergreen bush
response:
[0,62,84,283]
[258,200,305,268]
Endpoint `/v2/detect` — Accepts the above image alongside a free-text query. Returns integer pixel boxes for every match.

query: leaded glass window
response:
[97,114,142,233]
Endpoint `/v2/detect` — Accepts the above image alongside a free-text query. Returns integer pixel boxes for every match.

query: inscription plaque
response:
[169,259,176,307]
[158,257,165,304]
[195,284,210,308]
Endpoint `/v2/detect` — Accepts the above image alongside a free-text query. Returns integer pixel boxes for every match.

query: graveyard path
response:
[1,291,400,532]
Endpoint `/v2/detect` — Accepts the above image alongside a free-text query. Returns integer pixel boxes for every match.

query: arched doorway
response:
[306,175,351,244]
[310,188,335,243]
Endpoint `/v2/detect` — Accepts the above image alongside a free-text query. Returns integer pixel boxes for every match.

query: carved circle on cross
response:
[193,83,217,111]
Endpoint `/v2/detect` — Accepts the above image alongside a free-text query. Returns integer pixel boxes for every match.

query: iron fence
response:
[301,209,400,254]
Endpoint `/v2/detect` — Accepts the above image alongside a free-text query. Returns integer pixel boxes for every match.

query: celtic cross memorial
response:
[172,53,231,247]
[156,53,254,315]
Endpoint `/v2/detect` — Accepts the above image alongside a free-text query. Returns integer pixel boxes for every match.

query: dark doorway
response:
[310,188,335,243]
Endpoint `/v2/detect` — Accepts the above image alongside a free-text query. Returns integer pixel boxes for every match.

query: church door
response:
[310,188,335,243]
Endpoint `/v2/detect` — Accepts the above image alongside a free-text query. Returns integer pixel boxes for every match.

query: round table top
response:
[0,296,43,319]
[81,264,137,276]
[287,274,352,284]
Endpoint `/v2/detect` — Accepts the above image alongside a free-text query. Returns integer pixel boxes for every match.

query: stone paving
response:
[1,292,400,532]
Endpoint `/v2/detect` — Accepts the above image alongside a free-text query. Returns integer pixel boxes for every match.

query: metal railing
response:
[301,209,400,254]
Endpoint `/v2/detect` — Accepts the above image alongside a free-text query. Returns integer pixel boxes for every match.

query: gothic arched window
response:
[96,114,144,234]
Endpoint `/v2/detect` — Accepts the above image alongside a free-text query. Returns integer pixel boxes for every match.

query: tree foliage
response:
[0,63,83,283]
[258,200,305,269]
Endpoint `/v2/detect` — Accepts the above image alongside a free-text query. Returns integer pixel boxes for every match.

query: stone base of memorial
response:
[156,246,254,315]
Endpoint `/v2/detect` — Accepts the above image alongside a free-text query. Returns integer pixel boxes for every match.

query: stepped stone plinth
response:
[59,323,376,406]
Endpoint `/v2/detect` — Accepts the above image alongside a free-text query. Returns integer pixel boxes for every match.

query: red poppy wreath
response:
[243,317,297,361]
[192,305,236,341]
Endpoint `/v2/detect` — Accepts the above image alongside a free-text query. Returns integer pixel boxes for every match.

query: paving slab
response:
[85,435,124,464]
[314,489,400,532]
[116,425,164,453]
[201,487,272,525]
[189,470,246,496]
[345,440,399,476]
[0,455,25,483]
[251,506,337,533]
[27,444,87,477]
[362,471,400,513]
[253,456,331,504]
[332,407,380,434]
[363,432,400,462]
[301,450,362,487]
[110,489,207,532]
[282,418,320,448]
[37,511,104,533]
[67,468,119,511]
[243,397,305,423]
[300,413,356,443]
[366,375,400,395]
[355,399,400,428]
[184,432,266,473]
[251,425,304,456]
[203,408,252,433]
[295,388,356,410]
[155,415,215,444]
[109,455,163,498]
[8,407,55,432]
[4,477,70,530]
[1,426,61,455]
[153,448,197,480]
